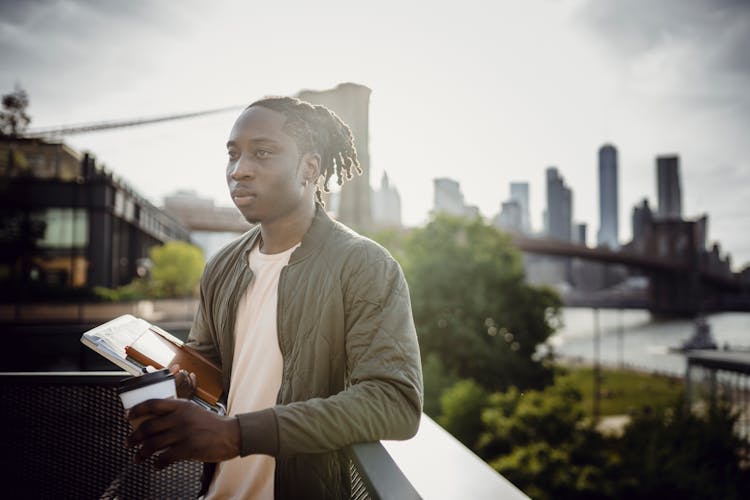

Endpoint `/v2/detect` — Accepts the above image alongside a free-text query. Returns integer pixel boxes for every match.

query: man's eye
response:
[227,150,239,161]
[255,150,271,160]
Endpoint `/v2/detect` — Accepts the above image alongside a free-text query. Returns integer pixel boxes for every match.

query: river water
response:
[550,308,750,375]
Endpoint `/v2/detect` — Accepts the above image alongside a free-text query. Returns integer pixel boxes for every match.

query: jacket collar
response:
[241,203,335,268]
[291,203,336,264]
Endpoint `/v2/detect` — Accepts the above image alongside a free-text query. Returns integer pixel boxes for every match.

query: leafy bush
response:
[150,241,204,297]
[437,379,488,448]
[95,241,204,301]
[609,400,750,499]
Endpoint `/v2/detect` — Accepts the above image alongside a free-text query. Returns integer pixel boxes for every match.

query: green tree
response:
[404,214,560,392]
[1,85,31,136]
[150,240,204,297]
[421,353,460,417]
[437,378,488,448]
[364,226,412,268]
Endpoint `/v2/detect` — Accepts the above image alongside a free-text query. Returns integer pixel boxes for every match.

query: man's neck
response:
[258,203,316,254]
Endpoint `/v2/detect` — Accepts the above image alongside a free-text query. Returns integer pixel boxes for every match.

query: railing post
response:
[593,307,601,421]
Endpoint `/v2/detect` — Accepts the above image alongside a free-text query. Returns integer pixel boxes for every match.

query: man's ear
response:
[302,153,321,184]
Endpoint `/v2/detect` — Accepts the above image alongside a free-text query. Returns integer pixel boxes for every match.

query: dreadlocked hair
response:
[247,96,362,205]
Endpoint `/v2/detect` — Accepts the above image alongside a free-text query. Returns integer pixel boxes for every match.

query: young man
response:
[126,97,423,499]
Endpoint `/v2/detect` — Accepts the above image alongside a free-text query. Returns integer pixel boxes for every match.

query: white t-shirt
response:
[205,241,299,500]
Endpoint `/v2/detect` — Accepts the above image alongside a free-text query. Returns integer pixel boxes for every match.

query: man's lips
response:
[232,189,256,206]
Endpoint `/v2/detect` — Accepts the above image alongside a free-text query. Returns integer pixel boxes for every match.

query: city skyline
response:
[2,0,748,266]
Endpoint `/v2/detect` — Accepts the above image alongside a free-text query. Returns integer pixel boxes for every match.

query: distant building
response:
[656,155,682,218]
[545,167,573,242]
[162,191,251,260]
[598,144,619,248]
[0,137,190,299]
[464,205,480,219]
[433,178,468,216]
[631,198,653,245]
[371,172,402,228]
[494,200,522,232]
[576,223,587,245]
[509,182,531,233]
[297,83,372,230]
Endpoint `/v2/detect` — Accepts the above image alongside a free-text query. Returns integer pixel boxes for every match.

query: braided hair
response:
[247,96,362,205]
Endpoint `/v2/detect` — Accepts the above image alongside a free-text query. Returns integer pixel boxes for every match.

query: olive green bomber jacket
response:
[186,205,423,498]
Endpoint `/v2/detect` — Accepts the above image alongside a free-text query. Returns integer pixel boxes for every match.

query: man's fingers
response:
[127,397,181,421]
[153,443,193,469]
[128,409,182,447]
[134,430,182,464]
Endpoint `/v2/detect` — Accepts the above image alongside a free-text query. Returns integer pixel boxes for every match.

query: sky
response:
[2,0,749,268]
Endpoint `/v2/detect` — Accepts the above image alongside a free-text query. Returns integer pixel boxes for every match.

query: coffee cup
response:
[117,369,176,428]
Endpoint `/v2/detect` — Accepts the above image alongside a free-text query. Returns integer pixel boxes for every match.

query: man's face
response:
[226,106,309,224]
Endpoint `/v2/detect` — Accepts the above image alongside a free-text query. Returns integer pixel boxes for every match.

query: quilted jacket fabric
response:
[186,204,423,499]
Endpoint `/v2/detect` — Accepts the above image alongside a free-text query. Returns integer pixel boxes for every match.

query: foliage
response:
[437,379,488,448]
[421,353,460,417]
[557,365,684,417]
[94,279,151,302]
[1,85,31,136]
[96,241,204,301]
[149,240,204,297]
[363,226,412,268]
[404,214,561,392]
[436,371,750,500]
[608,400,750,499]
[475,382,612,500]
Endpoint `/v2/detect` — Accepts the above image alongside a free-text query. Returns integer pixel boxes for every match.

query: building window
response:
[30,208,89,249]
[125,198,135,222]
[114,191,125,217]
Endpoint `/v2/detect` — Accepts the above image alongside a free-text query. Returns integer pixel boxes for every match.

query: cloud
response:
[0,0,201,121]
[574,0,750,90]
[575,0,749,67]
[0,0,49,26]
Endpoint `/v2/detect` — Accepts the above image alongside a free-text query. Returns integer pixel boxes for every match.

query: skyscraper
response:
[371,171,402,228]
[509,182,531,233]
[297,83,372,230]
[631,198,653,242]
[494,200,522,232]
[656,155,682,218]
[597,144,619,248]
[576,223,587,245]
[545,167,573,242]
[433,178,467,216]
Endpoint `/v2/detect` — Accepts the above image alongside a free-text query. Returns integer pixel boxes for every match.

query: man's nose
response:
[228,155,255,180]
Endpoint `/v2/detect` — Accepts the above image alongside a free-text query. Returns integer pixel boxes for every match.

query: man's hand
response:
[126,398,240,469]
[169,364,197,399]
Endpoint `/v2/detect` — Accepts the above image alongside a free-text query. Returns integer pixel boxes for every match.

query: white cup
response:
[117,369,176,428]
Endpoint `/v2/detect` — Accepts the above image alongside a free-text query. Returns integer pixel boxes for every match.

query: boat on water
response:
[669,316,718,353]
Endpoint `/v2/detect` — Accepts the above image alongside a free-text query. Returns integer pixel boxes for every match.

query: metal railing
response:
[686,349,750,440]
[0,372,526,499]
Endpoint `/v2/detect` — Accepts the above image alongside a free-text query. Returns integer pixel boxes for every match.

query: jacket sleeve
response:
[184,268,222,368]
[237,243,424,458]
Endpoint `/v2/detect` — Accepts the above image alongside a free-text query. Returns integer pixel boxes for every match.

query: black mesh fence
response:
[0,373,374,499]
[0,373,202,499]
